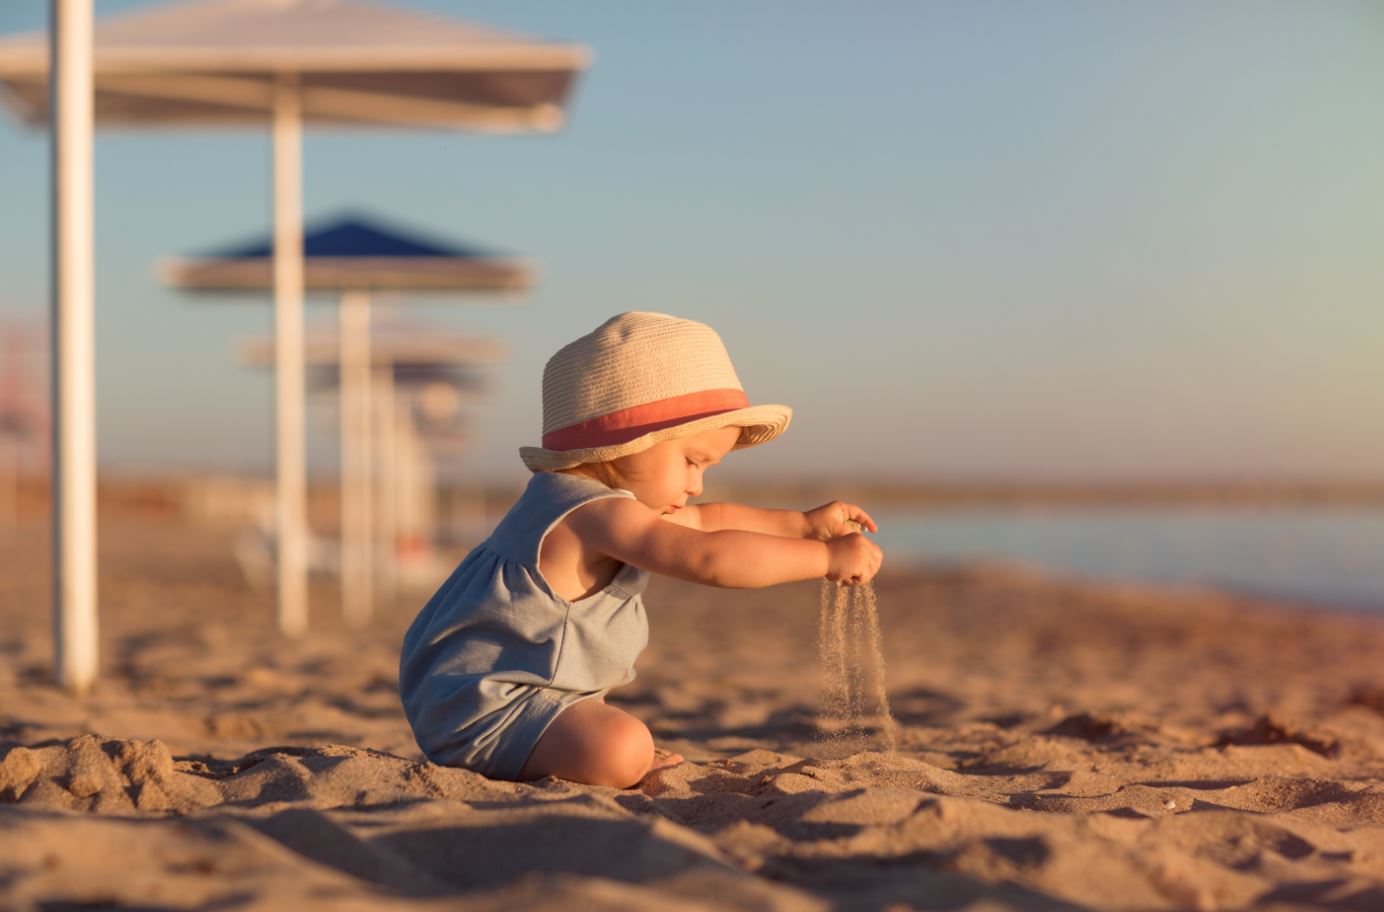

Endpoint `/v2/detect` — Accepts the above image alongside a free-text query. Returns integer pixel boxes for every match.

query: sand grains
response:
[817,580,897,752]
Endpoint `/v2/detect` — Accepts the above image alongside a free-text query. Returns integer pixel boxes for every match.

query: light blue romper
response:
[398,472,650,780]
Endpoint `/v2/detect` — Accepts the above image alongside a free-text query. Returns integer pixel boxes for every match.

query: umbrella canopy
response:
[305,363,486,397]
[237,324,505,367]
[0,0,588,131]
[160,212,536,293]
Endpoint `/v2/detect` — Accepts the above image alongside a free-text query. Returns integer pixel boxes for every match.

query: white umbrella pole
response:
[272,77,308,637]
[417,434,437,561]
[339,290,372,626]
[50,0,97,694]
[374,364,397,601]
[396,407,423,565]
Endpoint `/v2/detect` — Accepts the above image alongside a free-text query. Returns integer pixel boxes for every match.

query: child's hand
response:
[804,501,878,541]
[825,532,883,586]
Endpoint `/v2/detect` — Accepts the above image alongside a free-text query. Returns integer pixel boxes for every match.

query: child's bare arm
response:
[688,500,877,540]
[691,503,807,537]
[569,498,881,588]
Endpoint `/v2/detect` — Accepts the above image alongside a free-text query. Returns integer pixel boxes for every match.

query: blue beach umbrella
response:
[163,211,531,625]
[161,212,535,294]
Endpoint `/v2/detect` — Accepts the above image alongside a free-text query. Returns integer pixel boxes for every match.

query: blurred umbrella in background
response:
[162,210,533,626]
[236,320,505,607]
[0,0,586,685]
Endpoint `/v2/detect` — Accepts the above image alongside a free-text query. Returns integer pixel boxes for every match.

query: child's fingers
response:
[844,503,878,533]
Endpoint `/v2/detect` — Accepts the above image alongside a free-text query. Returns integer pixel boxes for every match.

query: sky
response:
[1,0,1382,485]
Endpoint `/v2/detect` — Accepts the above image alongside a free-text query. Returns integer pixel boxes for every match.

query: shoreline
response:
[889,553,1384,621]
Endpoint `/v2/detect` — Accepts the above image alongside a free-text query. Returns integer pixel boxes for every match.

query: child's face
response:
[611,425,741,515]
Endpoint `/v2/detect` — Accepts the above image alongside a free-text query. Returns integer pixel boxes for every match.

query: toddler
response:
[399,312,883,788]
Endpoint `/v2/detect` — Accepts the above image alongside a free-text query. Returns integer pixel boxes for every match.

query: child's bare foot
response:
[637,747,685,792]
[649,747,684,772]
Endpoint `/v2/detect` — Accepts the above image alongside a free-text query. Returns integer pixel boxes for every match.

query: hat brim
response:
[520,404,792,472]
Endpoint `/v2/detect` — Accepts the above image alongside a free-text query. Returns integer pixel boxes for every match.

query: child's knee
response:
[521,701,653,786]
[603,715,655,787]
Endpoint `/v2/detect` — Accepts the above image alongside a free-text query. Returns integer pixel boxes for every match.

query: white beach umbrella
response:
[0,0,587,684]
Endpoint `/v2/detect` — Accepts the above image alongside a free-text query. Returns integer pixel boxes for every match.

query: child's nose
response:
[686,476,703,497]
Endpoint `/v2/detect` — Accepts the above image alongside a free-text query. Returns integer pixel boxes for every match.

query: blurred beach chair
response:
[230,492,456,594]
[232,502,340,592]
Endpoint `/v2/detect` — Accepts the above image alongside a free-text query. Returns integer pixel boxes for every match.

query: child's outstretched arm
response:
[568,497,882,588]
[688,500,877,540]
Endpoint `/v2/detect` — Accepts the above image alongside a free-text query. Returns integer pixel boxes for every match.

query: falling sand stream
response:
[816,523,897,752]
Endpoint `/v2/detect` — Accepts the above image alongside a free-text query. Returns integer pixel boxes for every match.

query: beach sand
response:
[4,511,1384,910]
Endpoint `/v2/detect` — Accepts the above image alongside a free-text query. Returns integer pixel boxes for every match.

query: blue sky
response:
[1,0,1381,484]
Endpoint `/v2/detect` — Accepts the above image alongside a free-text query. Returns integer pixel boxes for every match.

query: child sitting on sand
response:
[398,312,883,788]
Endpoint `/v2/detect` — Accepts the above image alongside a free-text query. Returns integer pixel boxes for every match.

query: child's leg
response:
[520,697,683,788]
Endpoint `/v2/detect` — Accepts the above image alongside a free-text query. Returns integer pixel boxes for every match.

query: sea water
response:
[870,505,1384,614]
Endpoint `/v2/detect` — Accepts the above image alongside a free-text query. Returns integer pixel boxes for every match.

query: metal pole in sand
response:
[416,425,437,558]
[397,410,438,564]
[393,396,421,574]
[272,75,308,638]
[374,363,398,602]
[50,0,98,694]
[338,290,373,626]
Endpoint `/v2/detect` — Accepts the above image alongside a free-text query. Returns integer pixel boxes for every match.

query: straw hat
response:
[520,312,792,472]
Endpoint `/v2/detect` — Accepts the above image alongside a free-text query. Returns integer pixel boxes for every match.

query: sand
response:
[818,581,898,752]
[5,511,1384,910]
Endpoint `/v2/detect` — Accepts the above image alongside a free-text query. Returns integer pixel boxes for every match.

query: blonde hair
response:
[556,461,626,489]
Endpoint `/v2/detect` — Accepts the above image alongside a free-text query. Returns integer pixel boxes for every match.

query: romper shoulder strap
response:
[487,471,635,568]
